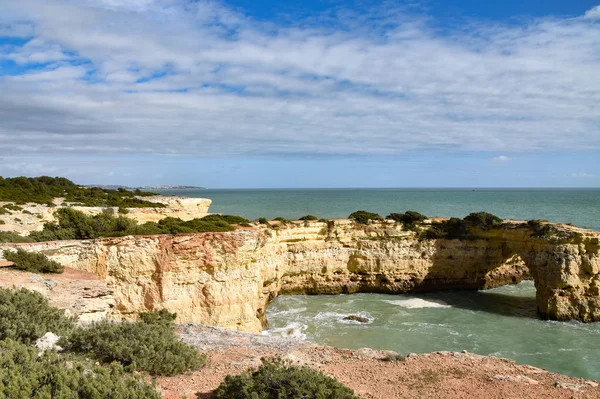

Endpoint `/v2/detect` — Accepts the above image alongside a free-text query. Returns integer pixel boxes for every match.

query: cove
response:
[266,281,600,380]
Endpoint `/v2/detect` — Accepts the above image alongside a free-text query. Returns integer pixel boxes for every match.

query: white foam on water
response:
[384,298,451,309]
[264,321,308,340]
[268,307,307,318]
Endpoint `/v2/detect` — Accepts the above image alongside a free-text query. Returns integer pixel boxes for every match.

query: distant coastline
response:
[86,185,206,190]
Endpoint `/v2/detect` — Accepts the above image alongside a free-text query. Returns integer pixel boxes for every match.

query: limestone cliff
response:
[0,195,211,235]
[0,220,598,332]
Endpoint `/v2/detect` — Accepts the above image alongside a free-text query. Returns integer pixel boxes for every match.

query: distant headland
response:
[85,184,206,190]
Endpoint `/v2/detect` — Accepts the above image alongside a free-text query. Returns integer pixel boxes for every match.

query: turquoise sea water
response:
[155,188,600,231]
[265,283,600,380]
[155,188,600,380]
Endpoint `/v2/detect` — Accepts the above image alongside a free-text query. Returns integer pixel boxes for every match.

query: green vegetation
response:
[299,215,318,221]
[3,248,64,273]
[0,176,163,207]
[421,212,505,240]
[274,217,290,224]
[214,358,359,399]
[0,232,34,243]
[386,211,427,225]
[348,210,383,224]
[25,208,238,241]
[257,217,268,224]
[0,288,75,344]
[0,339,161,399]
[63,309,206,376]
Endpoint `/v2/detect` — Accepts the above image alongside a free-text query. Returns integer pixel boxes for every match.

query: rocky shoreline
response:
[159,324,600,399]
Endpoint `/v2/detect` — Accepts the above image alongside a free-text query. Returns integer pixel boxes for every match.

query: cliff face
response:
[1,220,598,332]
[0,196,211,235]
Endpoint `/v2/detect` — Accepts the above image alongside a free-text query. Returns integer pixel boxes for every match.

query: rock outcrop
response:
[0,196,211,235]
[0,268,115,324]
[1,220,598,332]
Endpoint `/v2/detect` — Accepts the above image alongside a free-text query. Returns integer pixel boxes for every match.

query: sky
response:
[0,0,598,188]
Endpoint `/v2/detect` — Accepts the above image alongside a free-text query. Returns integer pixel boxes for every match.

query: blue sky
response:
[0,0,599,188]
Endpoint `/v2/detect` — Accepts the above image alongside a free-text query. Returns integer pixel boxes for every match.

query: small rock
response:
[343,315,369,323]
[585,381,599,387]
[35,332,62,353]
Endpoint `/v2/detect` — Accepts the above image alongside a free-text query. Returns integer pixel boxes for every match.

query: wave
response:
[263,322,308,340]
[384,298,451,309]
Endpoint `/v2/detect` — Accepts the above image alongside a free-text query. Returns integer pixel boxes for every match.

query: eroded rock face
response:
[1,220,598,332]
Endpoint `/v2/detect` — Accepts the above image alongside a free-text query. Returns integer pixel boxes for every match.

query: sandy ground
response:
[157,325,600,399]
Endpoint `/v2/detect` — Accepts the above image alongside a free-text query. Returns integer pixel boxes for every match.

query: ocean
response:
[155,188,600,231]
[154,188,600,380]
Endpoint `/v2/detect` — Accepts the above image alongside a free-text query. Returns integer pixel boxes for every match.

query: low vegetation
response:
[348,210,383,224]
[386,211,427,225]
[22,208,239,241]
[299,215,318,221]
[3,248,64,273]
[422,212,505,240]
[63,309,206,376]
[214,358,359,399]
[0,339,160,399]
[0,176,162,207]
[0,288,75,344]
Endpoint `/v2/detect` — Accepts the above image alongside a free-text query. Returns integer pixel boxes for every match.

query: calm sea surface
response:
[155,188,600,231]
[155,188,600,380]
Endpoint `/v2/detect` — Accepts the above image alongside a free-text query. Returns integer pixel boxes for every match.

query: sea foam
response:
[384,298,451,309]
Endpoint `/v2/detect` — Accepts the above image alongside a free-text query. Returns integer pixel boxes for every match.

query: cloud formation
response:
[0,1,599,159]
[493,155,511,162]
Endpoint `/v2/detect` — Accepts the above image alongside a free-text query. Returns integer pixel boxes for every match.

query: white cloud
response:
[492,155,511,162]
[572,172,594,178]
[0,1,598,158]
[584,5,600,20]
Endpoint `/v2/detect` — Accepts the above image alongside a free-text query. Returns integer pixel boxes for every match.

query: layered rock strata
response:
[1,220,598,332]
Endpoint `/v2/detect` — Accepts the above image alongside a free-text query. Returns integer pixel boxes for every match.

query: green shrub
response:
[0,288,75,344]
[386,211,427,225]
[463,212,503,230]
[274,217,290,224]
[0,231,35,243]
[0,176,164,207]
[214,358,359,399]
[0,220,4,224]
[3,248,64,273]
[28,208,238,241]
[349,210,382,224]
[257,217,268,224]
[299,215,318,221]
[3,204,23,211]
[0,339,160,399]
[63,310,206,376]
[0,207,9,215]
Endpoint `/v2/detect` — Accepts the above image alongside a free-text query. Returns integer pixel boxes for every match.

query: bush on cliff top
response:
[63,309,206,376]
[0,175,163,207]
[3,248,65,273]
[27,208,238,241]
[214,358,359,399]
[0,339,160,399]
[349,210,383,224]
[0,287,75,344]
[420,211,504,240]
[386,211,427,225]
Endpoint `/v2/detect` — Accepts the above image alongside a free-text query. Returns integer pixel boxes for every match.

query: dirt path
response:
[157,325,600,399]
